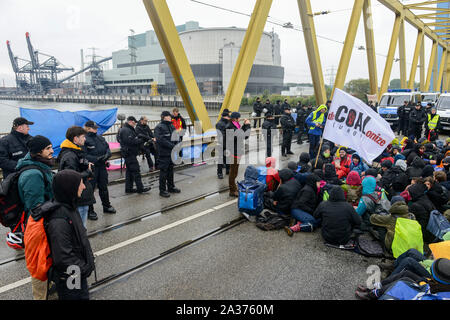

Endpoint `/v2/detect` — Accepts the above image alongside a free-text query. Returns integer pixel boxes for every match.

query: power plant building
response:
[103,21,284,95]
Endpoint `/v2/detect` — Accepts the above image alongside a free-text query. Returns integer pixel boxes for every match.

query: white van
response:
[377,89,422,127]
[421,92,440,107]
[435,93,450,131]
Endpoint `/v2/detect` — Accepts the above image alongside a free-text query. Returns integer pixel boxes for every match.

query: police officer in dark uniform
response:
[264,99,274,115]
[274,100,283,126]
[119,116,151,194]
[136,116,159,172]
[154,111,181,198]
[253,97,263,128]
[397,101,411,136]
[83,120,116,220]
[280,106,296,157]
[409,103,427,140]
[0,117,34,178]
[262,111,277,157]
[296,103,308,145]
[216,109,231,179]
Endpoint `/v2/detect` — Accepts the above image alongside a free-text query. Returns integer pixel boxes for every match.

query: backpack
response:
[256,166,267,185]
[238,179,265,216]
[363,192,391,215]
[392,171,408,192]
[354,235,385,258]
[346,186,361,205]
[427,210,450,240]
[255,211,290,231]
[0,165,50,231]
[391,217,424,258]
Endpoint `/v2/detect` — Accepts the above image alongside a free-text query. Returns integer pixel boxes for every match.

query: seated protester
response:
[380,148,395,165]
[391,138,400,148]
[349,153,369,177]
[406,156,425,180]
[356,253,450,300]
[313,186,362,245]
[401,138,416,155]
[323,163,343,186]
[271,169,302,215]
[424,176,449,214]
[392,146,406,162]
[319,143,333,165]
[332,147,352,179]
[370,196,416,254]
[287,161,309,186]
[313,168,324,181]
[424,142,438,162]
[379,160,408,198]
[285,174,322,236]
[310,158,324,173]
[364,167,379,179]
[355,176,379,218]
[422,164,435,178]
[297,152,312,173]
[434,170,450,192]
[407,183,436,243]
[341,171,362,207]
[265,157,280,192]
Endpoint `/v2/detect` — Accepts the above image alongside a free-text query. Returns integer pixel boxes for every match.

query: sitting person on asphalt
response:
[349,153,369,177]
[313,186,362,246]
[341,170,362,207]
[270,169,302,216]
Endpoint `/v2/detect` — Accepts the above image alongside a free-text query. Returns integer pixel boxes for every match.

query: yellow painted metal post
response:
[408,30,423,90]
[363,0,378,95]
[445,54,450,91]
[298,0,327,105]
[398,20,407,89]
[379,14,403,99]
[420,38,425,92]
[425,41,438,92]
[142,0,213,133]
[219,0,272,118]
[332,0,364,98]
[437,49,447,92]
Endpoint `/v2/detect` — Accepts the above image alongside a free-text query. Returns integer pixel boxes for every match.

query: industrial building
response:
[102,21,284,96]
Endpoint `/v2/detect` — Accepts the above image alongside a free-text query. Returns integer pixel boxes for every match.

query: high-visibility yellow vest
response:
[427,114,439,130]
[309,105,326,130]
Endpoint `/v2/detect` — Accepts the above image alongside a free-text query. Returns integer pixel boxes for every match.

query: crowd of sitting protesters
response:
[242,134,450,300]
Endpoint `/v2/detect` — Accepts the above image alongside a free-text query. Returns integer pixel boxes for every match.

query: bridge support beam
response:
[363,0,378,96]
[425,41,438,92]
[408,30,424,90]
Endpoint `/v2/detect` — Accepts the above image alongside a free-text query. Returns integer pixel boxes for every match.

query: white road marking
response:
[0,199,238,294]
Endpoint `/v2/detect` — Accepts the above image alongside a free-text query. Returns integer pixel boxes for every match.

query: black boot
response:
[160,190,170,198]
[88,207,98,221]
[103,206,116,214]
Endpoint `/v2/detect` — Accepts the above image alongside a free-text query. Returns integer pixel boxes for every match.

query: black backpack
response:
[0,165,50,230]
[392,171,408,192]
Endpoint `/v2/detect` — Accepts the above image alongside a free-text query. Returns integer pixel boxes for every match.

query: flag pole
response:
[314,136,324,168]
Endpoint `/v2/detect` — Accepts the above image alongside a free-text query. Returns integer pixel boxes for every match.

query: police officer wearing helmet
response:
[0,117,34,178]
[83,120,116,219]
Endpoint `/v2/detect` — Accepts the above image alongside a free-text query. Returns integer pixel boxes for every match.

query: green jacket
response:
[370,201,415,252]
[16,153,54,219]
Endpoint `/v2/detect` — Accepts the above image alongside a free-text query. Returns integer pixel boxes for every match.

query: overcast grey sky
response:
[0,0,436,87]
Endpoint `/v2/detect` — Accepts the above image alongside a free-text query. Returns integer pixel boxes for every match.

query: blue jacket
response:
[349,154,369,176]
[356,176,377,216]
[306,105,328,136]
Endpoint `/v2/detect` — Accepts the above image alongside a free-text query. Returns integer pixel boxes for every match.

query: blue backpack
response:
[256,166,267,185]
[427,210,450,240]
[238,166,266,216]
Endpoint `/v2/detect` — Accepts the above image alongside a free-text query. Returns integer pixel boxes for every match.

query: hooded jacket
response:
[273,169,302,214]
[407,156,425,180]
[333,152,352,179]
[395,159,407,172]
[408,183,435,242]
[323,163,342,186]
[379,166,409,193]
[291,174,321,214]
[370,200,415,252]
[45,170,95,280]
[298,152,312,173]
[426,182,449,213]
[356,176,379,216]
[306,105,327,136]
[57,140,95,206]
[341,171,363,206]
[349,154,369,176]
[17,153,54,220]
[313,187,362,245]
[265,157,280,192]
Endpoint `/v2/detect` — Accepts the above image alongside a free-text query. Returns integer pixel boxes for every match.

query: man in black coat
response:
[397,101,410,136]
[135,116,159,171]
[263,99,274,115]
[280,107,296,157]
[154,111,181,198]
[119,116,151,195]
[409,103,427,140]
[262,111,278,158]
[296,103,308,145]
[253,97,263,128]
[83,121,116,219]
[44,169,95,300]
[216,109,231,179]
[273,100,283,126]
[271,169,302,215]
[407,183,435,243]
[0,117,34,178]
[313,186,362,245]
[57,126,96,227]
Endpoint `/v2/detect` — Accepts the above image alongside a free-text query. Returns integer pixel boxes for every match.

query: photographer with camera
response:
[83,121,116,220]
[57,126,96,227]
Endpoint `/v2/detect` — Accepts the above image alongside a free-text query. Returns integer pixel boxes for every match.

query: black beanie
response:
[27,135,52,155]
[381,160,393,169]
[161,111,171,119]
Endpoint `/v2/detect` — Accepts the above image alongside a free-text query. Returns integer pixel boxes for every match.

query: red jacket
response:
[333,154,352,179]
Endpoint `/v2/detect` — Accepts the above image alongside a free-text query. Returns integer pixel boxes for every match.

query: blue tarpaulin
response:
[20,108,118,156]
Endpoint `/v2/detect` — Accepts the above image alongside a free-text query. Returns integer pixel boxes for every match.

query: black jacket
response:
[225,121,251,157]
[292,174,321,214]
[298,153,312,173]
[379,166,408,193]
[274,103,283,124]
[406,156,425,180]
[426,182,449,213]
[83,132,111,167]
[264,103,274,114]
[273,170,302,214]
[0,130,32,178]
[135,123,155,140]
[154,120,177,158]
[119,123,145,157]
[42,200,95,280]
[262,119,277,142]
[408,183,435,242]
[409,108,427,125]
[253,101,263,115]
[397,104,411,119]
[296,108,308,126]
[216,117,230,150]
[280,113,296,133]
[57,145,95,206]
[313,187,362,245]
